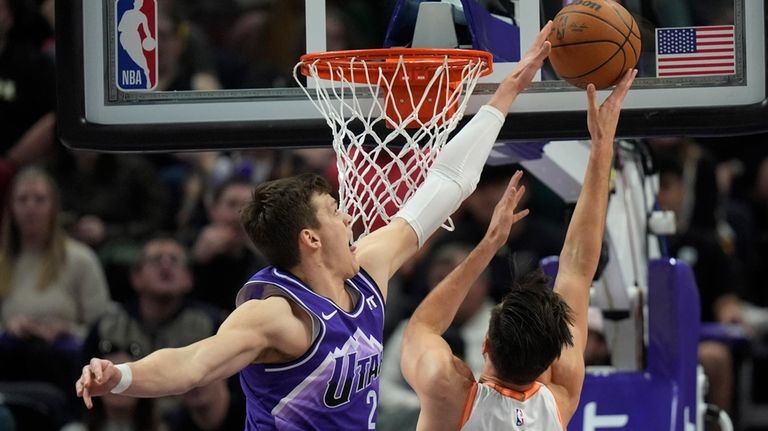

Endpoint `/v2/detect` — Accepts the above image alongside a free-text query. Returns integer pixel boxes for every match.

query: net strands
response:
[294,49,491,239]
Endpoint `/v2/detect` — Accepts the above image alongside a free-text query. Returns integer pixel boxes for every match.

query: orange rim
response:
[299,48,493,83]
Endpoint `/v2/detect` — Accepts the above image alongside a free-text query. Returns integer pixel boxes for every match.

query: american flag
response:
[656,26,735,77]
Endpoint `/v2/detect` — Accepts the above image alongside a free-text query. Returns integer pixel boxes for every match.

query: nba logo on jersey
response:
[515,408,525,426]
[115,0,158,91]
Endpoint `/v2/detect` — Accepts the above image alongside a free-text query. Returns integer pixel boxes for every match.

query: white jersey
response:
[459,381,563,430]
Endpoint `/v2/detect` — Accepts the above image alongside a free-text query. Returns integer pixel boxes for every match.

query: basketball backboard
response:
[57,0,768,151]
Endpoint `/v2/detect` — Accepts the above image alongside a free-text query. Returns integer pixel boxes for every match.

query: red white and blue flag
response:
[656,25,735,78]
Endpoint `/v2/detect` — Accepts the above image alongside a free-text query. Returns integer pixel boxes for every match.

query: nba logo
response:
[115,0,158,91]
[515,408,524,426]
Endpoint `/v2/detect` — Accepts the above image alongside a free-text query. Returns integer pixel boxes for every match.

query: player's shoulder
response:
[233,296,296,318]
[416,349,475,400]
[225,296,301,333]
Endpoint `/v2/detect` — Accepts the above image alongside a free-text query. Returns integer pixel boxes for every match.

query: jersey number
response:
[366,390,377,430]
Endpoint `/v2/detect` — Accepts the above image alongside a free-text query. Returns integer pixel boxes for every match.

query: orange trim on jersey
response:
[458,382,479,429]
[482,380,542,402]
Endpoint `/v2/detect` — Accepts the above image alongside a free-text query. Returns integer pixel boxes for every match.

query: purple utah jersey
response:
[235,266,386,430]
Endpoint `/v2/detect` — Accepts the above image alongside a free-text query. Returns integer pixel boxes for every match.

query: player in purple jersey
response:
[75,22,555,430]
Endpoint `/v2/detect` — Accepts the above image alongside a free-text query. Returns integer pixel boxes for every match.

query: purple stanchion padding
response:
[383,0,521,63]
[460,0,521,62]
[539,257,701,430]
[383,0,413,48]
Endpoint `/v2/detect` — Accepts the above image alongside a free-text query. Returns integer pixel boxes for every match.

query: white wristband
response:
[110,363,133,394]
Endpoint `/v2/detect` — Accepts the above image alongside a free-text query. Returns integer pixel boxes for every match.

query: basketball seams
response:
[556,10,630,40]
[604,1,641,39]
[551,12,628,81]
[606,1,641,64]
[548,1,640,88]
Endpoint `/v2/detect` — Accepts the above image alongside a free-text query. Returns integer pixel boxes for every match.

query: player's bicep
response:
[194,298,308,385]
[552,272,591,352]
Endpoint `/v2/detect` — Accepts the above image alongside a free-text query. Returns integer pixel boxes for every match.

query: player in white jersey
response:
[400,68,637,430]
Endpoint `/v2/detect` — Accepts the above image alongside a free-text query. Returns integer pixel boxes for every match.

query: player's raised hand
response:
[586,68,637,147]
[505,20,553,93]
[75,358,122,409]
[490,21,552,112]
[483,170,530,248]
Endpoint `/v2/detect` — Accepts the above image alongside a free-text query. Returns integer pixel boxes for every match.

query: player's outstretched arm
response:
[545,69,637,422]
[75,296,309,408]
[355,23,552,290]
[401,172,529,396]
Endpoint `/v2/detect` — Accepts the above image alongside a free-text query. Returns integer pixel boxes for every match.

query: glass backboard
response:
[57,0,768,151]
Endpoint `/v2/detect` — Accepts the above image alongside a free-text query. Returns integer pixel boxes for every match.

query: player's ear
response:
[299,228,321,250]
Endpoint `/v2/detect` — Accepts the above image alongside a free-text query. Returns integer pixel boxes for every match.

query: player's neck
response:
[478,366,535,393]
[290,262,353,311]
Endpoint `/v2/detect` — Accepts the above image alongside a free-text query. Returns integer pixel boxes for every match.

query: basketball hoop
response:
[295,48,492,239]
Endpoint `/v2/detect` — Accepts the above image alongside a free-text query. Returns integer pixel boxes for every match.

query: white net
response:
[294,49,491,239]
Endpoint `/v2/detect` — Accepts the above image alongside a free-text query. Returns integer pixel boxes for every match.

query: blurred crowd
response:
[0,0,766,430]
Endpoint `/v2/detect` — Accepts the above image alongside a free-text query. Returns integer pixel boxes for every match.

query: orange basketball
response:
[547,0,641,89]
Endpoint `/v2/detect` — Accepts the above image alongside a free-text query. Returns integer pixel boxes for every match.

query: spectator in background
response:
[205,149,284,200]
[219,6,287,89]
[162,377,246,431]
[148,151,218,236]
[654,142,740,414]
[81,237,225,416]
[652,138,744,323]
[0,0,57,209]
[47,150,170,302]
[0,166,111,402]
[0,0,56,158]
[156,6,221,91]
[748,156,768,306]
[425,166,565,302]
[378,243,494,431]
[191,178,264,311]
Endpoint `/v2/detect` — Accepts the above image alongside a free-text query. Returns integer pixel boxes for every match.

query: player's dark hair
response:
[487,268,574,385]
[241,174,332,269]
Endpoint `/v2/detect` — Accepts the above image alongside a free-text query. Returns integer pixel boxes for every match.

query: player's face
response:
[312,193,358,277]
